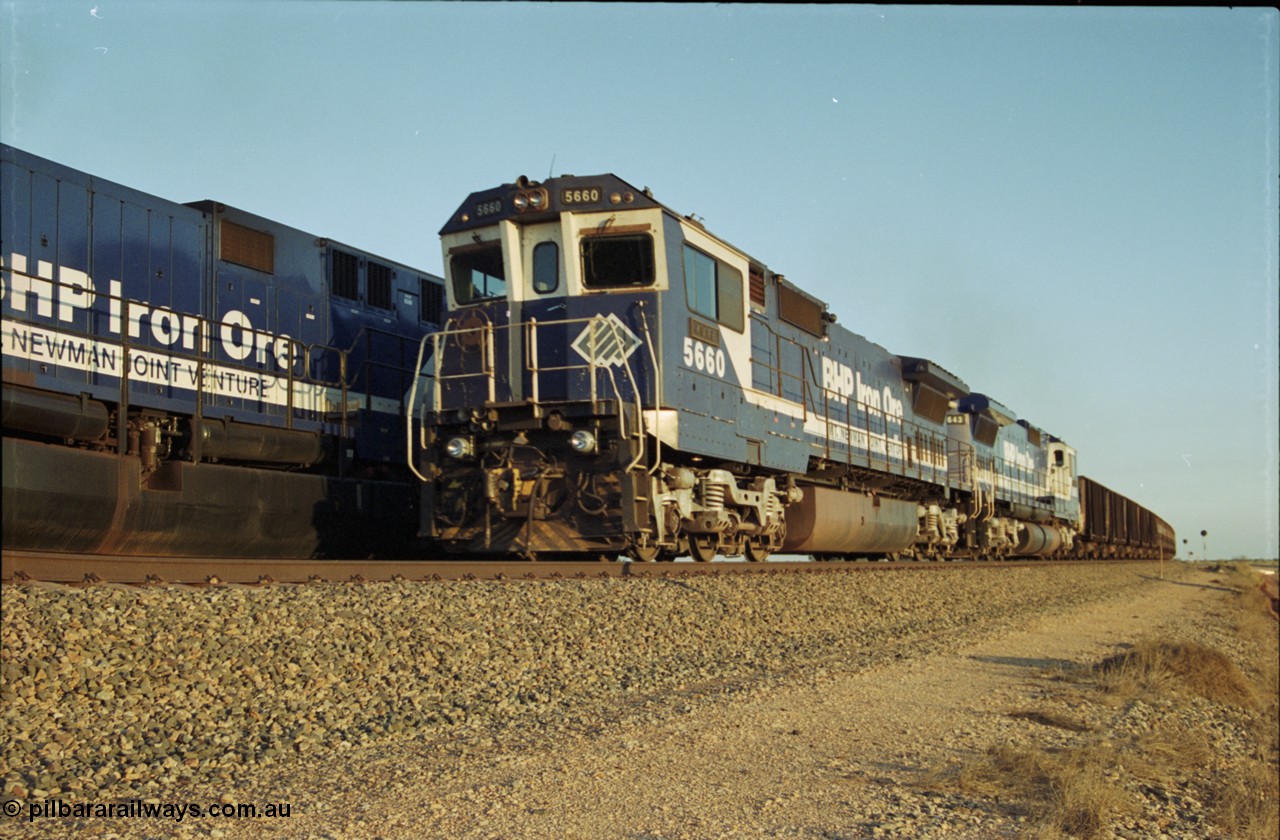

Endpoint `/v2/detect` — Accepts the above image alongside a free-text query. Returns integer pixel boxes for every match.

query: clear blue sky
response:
[3,2,1276,560]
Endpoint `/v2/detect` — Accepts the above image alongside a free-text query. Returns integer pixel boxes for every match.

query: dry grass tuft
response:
[1093,639,1258,708]
[1125,726,1213,781]
[925,562,1278,838]
[1210,754,1280,840]
[1205,564,1280,840]
[940,743,1134,838]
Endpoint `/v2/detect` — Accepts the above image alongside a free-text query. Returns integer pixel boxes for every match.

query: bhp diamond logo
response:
[570,314,641,367]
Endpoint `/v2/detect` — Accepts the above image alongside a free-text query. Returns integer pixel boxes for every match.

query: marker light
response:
[569,430,597,454]
[445,436,474,459]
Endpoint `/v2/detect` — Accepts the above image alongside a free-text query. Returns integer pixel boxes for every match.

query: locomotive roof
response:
[441,172,784,293]
[957,393,1016,425]
[895,356,970,398]
[440,173,666,237]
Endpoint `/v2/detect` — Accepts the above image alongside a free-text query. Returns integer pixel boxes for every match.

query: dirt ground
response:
[217,564,1270,839]
[11,564,1272,840]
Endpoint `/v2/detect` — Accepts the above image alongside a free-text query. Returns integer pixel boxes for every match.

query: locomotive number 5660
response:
[682,337,726,377]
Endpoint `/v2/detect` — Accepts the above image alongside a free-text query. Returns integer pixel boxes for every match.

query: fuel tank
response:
[1014,522,1065,556]
[781,486,918,555]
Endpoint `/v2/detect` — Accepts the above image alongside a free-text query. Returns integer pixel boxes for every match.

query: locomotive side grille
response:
[368,261,392,310]
[420,277,444,323]
[220,220,275,274]
[332,250,359,300]
[749,265,766,307]
[778,284,824,337]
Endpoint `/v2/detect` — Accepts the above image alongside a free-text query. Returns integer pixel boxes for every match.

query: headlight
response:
[569,430,597,454]
[445,436,474,459]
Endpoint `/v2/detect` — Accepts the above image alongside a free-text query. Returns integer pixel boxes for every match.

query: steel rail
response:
[0,550,1152,586]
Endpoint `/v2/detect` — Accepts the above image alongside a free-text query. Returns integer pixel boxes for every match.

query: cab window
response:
[532,241,559,294]
[683,244,744,332]
[581,234,653,288]
[451,244,506,304]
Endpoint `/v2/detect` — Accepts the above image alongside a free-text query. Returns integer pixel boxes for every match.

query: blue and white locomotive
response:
[0,147,1171,564]
[1,145,445,558]
[409,173,1091,561]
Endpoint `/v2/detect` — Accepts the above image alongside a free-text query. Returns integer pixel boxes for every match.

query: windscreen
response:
[581,234,654,289]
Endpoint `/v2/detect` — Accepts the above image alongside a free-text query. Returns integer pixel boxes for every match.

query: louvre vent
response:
[332,250,359,301]
[778,284,824,337]
[420,278,444,324]
[220,220,274,274]
[368,261,392,309]
[749,265,766,307]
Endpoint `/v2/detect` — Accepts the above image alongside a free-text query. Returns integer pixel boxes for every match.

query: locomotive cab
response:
[411,176,677,558]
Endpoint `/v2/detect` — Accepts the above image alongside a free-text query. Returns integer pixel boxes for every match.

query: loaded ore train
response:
[1,146,1174,563]
[1,145,443,558]
[408,173,1175,562]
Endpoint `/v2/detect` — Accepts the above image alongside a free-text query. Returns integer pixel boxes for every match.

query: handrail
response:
[636,304,663,474]
[405,313,653,471]
[405,332,435,482]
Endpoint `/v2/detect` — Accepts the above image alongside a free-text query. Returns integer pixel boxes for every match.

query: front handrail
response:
[406,313,653,478]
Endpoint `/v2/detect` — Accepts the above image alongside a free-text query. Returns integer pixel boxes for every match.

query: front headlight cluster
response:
[569,430,597,454]
[445,436,474,460]
[441,430,600,461]
[511,188,548,213]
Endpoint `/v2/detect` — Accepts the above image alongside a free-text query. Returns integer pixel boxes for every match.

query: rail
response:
[0,549,1150,585]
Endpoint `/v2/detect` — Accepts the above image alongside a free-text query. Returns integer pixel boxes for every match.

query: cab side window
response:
[450,244,506,304]
[683,244,744,332]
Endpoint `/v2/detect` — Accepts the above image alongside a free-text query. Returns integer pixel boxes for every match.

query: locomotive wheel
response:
[744,537,771,563]
[627,541,661,563]
[688,534,717,562]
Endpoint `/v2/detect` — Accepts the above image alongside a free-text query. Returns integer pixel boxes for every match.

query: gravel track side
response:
[2,563,1171,836]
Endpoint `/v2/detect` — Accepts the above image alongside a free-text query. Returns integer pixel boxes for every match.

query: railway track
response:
[0,550,1143,585]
